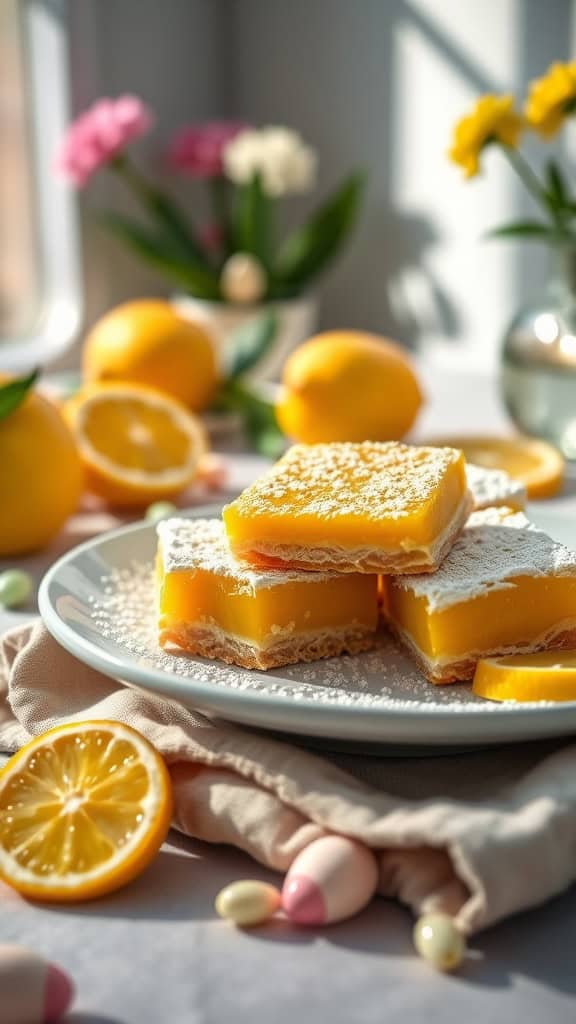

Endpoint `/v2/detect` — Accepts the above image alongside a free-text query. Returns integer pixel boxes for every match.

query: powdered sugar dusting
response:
[87,559,534,711]
[158,518,339,592]
[393,507,576,611]
[466,464,526,511]
[224,442,464,523]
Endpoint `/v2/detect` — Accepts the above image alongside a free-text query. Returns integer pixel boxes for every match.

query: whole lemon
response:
[0,382,82,556]
[276,331,423,443]
[83,300,218,412]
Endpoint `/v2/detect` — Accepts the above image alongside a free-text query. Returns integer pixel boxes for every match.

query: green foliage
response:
[0,369,39,423]
[273,173,365,290]
[226,311,278,378]
[486,220,565,240]
[214,311,284,455]
[104,153,364,303]
[98,212,221,298]
[143,191,209,267]
[218,377,285,457]
[232,174,272,269]
[544,159,570,210]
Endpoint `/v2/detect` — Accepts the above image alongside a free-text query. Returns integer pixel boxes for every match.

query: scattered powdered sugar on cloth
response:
[88,559,540,712]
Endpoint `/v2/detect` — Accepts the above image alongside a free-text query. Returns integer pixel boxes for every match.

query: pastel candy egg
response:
[215,879,281,927]
[0,569,33,608]
[413,913,466,971]
[282,835,378,925]
[220,253,267,305]
[0,944,75,1022]
[145,501,178,523]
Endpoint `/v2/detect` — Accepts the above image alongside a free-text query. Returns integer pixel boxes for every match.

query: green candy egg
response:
[0,569,34,608]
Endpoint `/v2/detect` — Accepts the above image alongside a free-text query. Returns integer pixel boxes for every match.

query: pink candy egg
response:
[282,835,378,925]
[0,944,74,1023]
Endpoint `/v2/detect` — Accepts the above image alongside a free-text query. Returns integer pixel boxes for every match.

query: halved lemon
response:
[0,721,173,902]
[65,382,207,507]
[428,435,564,500]
[473,651,576,703]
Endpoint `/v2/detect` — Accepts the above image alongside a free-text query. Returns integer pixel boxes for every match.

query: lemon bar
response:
[466,464,526,511]
[223,442,471,575]
[383,506,576,684]
[157,518,379,670]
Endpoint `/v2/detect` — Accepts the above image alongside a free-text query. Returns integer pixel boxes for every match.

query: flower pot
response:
[500,247,576,458]
[172,294,318,384]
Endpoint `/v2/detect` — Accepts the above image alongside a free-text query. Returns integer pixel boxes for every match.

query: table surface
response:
[2,365,576,1024]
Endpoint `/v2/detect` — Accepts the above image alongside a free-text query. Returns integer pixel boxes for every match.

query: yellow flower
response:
[525,62,576,138]
[449,95,524,178]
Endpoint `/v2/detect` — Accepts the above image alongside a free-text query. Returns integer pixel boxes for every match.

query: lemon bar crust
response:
[230,489,473,575]
[160,622,376,671]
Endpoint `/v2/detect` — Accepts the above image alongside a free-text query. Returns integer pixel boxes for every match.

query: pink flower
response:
[167,121,248,178]
[56,95,152,187]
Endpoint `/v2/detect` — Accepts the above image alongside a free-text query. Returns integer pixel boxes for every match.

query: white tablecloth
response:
[2,366,576,1023]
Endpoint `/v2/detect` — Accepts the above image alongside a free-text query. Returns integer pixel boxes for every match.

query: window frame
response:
[0,0,82,372]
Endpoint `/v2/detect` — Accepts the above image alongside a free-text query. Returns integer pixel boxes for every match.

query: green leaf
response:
[111,155,210,269]
[274,172,365,288]
[226,311,278,378]
[232,173,272,269]
[145,191,209,267]
[545,160,571,209]
[486,220,564,240]
[98,212,221,298]
[0,369,39,423]
[217,377,285,456]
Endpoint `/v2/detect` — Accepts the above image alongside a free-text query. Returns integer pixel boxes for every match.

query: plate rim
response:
[37,505,576,743]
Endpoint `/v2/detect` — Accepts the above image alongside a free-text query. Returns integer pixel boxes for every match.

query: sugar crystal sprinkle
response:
[224,442,463,522]
[465,464,526,511]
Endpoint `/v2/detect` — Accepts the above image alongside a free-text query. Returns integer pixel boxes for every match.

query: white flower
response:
[222,126,317,197]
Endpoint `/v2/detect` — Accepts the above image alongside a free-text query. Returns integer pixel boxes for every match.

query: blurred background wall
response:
[69,0,573,368]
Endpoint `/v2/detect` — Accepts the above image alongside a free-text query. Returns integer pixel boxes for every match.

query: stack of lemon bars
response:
[156,442,576,687]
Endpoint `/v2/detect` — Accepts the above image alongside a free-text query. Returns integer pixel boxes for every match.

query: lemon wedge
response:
[473,651,576,703]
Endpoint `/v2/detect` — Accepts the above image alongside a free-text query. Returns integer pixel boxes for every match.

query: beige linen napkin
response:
[2,620,576,935]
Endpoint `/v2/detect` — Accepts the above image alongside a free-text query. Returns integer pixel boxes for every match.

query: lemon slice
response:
[473,651,576,703]
[65,382,207,507]
[0,721,172,902]
[428,435,564,499]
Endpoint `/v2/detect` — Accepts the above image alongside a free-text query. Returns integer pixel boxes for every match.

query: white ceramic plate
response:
[38,503,576,749]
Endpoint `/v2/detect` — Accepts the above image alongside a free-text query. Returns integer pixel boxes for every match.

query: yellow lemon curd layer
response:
[223,442,468,551]
[157,518,378,649]
[473,651,576,703]
[386,573,576,662]
[384,506,576,674]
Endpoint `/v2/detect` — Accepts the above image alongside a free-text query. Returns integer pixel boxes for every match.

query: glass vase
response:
[501,247,576,458]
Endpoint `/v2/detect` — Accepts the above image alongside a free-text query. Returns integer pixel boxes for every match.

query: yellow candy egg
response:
[413,913,466,971]
[215,880,281,927]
